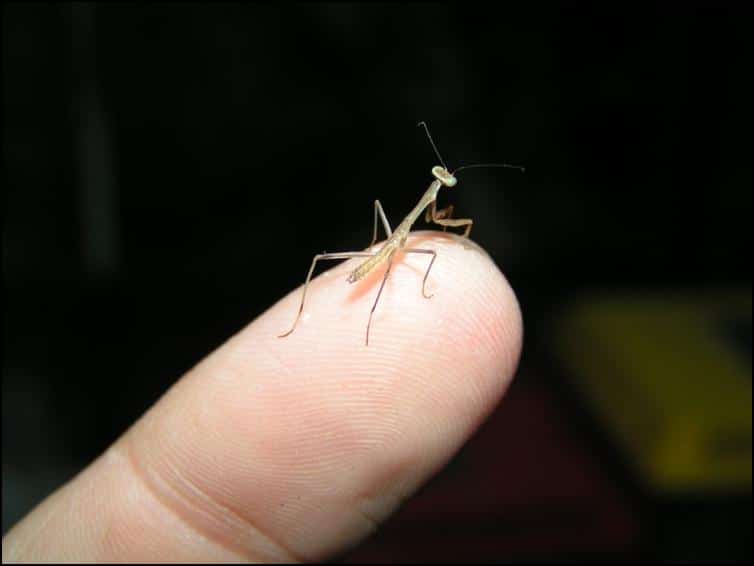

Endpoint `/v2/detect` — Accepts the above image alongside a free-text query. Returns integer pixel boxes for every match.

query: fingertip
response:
[162,231,525,558]
[28,231,524,563]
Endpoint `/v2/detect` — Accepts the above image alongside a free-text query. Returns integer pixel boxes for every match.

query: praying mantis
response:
[279,122,523,346]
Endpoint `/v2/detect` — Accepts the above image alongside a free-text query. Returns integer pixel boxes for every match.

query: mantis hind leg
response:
[279,251,376,338]
[365,251,396,346]
[369,200,393,248]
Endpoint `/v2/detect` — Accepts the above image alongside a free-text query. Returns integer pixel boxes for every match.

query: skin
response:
[2,231,523,563]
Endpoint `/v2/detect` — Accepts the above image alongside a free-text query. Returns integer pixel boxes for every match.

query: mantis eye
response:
[432,165,457,187]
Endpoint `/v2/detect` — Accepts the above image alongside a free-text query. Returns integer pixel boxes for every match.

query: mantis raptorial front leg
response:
[425,202,454,233]
[427,199,474,238]
[278,251,376,338]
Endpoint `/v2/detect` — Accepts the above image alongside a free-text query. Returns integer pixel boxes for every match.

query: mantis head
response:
[432,165,458,188]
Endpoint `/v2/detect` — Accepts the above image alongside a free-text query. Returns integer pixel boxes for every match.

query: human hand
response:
[3,232,522,562]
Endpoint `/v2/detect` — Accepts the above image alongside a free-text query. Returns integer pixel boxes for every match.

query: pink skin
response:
[3,232,523,563]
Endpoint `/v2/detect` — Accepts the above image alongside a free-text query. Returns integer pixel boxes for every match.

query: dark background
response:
[3,2,751,561]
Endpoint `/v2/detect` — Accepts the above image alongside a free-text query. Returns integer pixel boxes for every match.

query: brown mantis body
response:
[279,123,523,345]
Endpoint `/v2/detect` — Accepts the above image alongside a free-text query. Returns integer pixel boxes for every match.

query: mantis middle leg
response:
[404,248,437,299]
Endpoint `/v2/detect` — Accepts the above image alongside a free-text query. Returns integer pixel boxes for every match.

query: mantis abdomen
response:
[347,241,399,283]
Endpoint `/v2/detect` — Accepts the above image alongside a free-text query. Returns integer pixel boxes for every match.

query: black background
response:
[3,2,751,561]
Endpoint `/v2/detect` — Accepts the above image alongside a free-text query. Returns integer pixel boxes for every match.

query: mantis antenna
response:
[417,121,449,171]
[418,122,525,175]
[454,162,525,174]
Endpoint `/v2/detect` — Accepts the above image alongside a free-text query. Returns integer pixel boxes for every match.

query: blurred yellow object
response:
[555,290,751,493]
